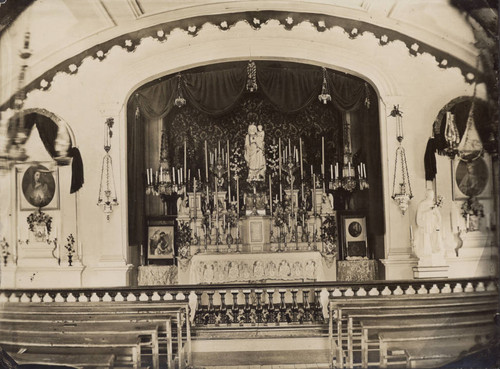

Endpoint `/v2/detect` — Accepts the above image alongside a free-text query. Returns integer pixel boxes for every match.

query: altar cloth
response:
[187,251,327,284]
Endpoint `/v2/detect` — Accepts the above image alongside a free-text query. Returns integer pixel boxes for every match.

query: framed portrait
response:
[17,164,60,211]
[340,214,368,260]
[452,156,492,200]
[147,224,174,260]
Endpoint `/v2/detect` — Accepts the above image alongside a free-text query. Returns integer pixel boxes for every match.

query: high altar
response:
[140,105,371,285]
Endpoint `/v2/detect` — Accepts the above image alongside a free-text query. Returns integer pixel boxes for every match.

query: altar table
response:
[184,251,333,284]
[337,259,378,281]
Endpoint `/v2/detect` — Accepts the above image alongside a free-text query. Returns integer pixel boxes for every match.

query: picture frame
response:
[340,213,368,260]
[147,220,174,260]
[17,163,60,211]
[452,154,493,200]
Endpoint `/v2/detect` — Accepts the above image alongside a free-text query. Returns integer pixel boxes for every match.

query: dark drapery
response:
[424,138,437,181]
[127,102,146,246]
[22,113,84,193]
[133,61,369,121]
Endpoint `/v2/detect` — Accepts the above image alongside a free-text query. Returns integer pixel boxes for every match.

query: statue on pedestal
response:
[415,189,444,264]
[244,123,266,182]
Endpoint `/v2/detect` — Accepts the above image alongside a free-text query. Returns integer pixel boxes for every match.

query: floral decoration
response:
[433,195,444,209]
[64,234,75,257]
[230,146,246,178]
[266,142,279,177]
[461,197,484,218]
[27,210,52,235]
[1,238,10,258]
[175,220,192,259]
[320,215,338,255]
[226,204,238,228]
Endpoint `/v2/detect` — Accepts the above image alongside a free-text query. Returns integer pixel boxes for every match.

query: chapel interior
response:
[0,0,498,368]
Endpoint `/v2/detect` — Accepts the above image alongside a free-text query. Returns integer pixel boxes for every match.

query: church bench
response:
[359,314,494,367]
[0,310,185,369]
[378,324,496,368]
[0,321,161,369]
[0,328,157,369]
[10,352,115,369]
[328,295,497,368]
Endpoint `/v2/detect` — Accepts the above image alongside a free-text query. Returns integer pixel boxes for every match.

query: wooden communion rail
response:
[0,276,497,368]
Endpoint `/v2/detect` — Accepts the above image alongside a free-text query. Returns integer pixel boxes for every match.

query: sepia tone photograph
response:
[0,0,498,368]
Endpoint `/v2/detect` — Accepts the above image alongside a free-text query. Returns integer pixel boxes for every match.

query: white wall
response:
[0,3,494,287]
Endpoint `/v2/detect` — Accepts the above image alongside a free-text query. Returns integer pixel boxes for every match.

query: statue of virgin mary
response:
[244,123,266,181]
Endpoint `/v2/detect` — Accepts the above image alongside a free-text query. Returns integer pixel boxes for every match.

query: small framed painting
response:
[18,164,60,210]
[452,155,492,200]
[340,214,368,260]
[147,224,174,260]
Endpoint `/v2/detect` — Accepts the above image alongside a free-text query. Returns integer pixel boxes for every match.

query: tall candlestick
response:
[215,177,219,230]
[312,174,317,215]
[299,137,303,179]
[193,178,197,218]
[279,183,282,202]
[278,138,282,177]
[227,140,231,201]
[269,175,273,217]
[205,141,208,181]
[184,140,187,180]
[330,164,334,180]
[218,141,221,157]
[236,177,240,216]
[321,136,325,176]
[288,139,291,156]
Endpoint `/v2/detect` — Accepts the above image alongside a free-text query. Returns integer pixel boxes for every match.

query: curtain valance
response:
[133,62,368,119]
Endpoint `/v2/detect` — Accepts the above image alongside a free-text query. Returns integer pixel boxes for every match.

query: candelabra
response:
[97,118,119,220]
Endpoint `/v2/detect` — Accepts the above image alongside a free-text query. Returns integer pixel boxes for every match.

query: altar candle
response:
[330,164,334,180]
[321,136,325,176]
[312,174,317,214]
[172,168,175,184]
[184,140,187,179]
[335,163,339,179]
[218,141,221,157]
[146,169,150,185]
[278,138,282,177]
[280,183,283,202]
[311,165,313,177]
[193,178,197,215]
[363,163,367,178]
[466,214,470,229]
[295,147,299,163]
[227,140,231,200]
[160,167,163,182]
[205,141,209,181]
[236,177,240,215]
[198,169,201,180]
[410,225,414,242]
[269,175,273,217]
[299,138,303,179]
[188,169,191,184]
[288,139,291,156]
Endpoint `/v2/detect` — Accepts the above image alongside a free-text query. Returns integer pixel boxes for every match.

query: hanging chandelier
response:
[443,111,460,158]
[318,67,331,104]
[97,118,119,220]
[246,61,258,92]
[0,32,32,172]
[390,105,413,214]
[174,74,186,108]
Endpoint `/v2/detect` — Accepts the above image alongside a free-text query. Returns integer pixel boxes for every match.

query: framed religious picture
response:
[18,164,60,211]
[340,214,368,260]
[147,221,174,260]
[453,155,492,200]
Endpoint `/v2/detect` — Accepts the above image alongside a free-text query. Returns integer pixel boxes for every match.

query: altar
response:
[179,250,334,284]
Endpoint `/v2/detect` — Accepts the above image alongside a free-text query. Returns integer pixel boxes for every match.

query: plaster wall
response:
[0,10,493,287]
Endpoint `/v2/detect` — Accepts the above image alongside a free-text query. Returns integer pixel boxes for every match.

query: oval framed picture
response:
[18,164,60,210]
[453,156,492,200]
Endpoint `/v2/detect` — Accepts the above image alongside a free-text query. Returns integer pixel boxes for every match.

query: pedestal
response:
[188,192,202,219]
[413,265,449,279]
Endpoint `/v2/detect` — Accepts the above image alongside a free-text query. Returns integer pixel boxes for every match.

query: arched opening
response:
[126,60,384,279]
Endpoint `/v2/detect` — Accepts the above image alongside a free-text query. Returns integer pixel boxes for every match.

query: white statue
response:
[244,123,266,181]
[177,195,189,216]
[415,189,444,264]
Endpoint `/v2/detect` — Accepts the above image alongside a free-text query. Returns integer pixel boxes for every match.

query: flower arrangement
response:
[230,146,246,178]
[320,215,338,255]
[175,220,193,247]
[27,210,52,235]
[461,197,484,218]
[226,204,238,228]
[273,199,290,229]
[64,234,75,257]
[266,142,279,177]
[433,195,444,209]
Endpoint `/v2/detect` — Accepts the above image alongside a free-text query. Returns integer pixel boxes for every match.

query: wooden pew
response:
[0,301,189,369]
[329,292,497,368]
[10,352,115,369]
[378,323,496,368]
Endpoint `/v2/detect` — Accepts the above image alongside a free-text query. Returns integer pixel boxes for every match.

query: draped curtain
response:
[128,61,372,245]
[23,113,84,193]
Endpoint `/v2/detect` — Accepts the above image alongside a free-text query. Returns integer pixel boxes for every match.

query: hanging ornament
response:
[97,118,119,221]
[318,67,331,104]
[457,99,483,162]
[174,74,186,108]
[390,105,413,214]
[246,61,258,92]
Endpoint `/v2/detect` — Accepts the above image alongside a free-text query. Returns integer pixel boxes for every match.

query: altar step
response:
[191,324,330,367]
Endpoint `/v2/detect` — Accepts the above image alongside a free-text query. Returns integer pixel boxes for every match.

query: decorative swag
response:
[133,61,370,119]
[128,61,373,246]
